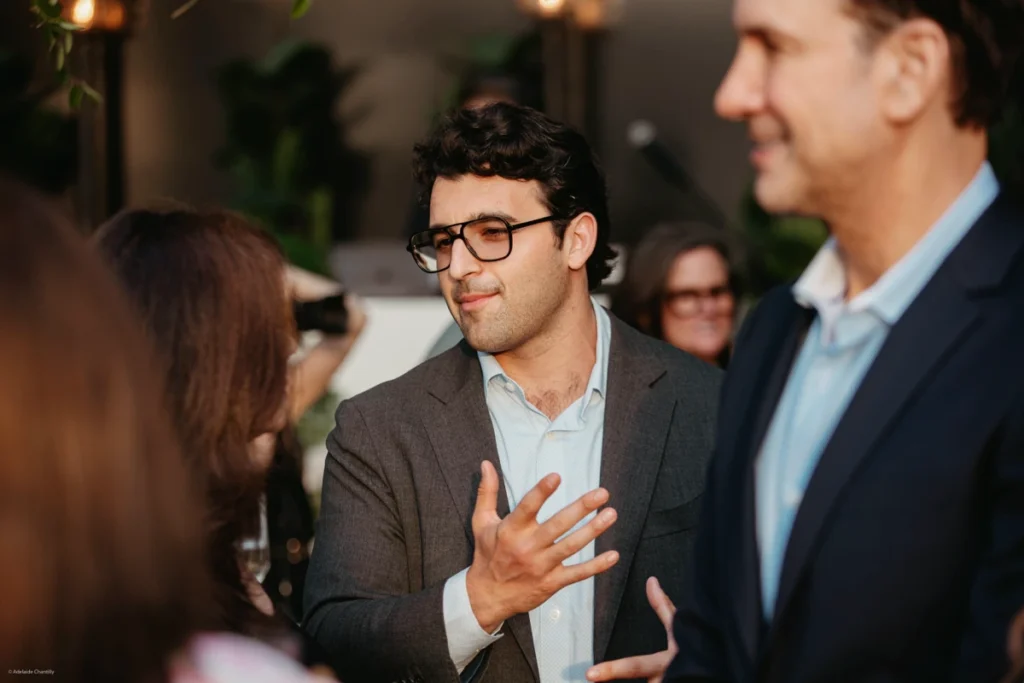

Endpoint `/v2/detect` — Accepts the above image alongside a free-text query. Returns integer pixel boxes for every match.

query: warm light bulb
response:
[537,0,565,16]
[71,0,95,25]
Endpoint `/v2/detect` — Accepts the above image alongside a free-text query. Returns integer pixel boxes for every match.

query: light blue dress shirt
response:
[755,163,1000,619]
[442,297,611,682]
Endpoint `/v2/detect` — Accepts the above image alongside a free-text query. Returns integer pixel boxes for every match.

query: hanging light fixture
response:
[64,0,132,33]
[517,0,623,28]
[517,0,568,20]
[62,0,148,229]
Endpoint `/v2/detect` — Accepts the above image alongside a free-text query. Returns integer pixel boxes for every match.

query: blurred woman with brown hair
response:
[0,178,322,683]
[611,221,742,367]
[94,208,297,636]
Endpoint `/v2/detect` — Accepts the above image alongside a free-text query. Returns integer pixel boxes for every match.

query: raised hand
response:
[465,460,620,633]
[585,577,678,682]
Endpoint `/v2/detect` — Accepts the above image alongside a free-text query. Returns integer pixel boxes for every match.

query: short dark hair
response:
[611,221,743,340]
[846,0,1024,128]
[413,102,616,290]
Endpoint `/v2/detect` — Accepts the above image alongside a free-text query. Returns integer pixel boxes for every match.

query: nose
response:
[714,43,766,122]
[446,238,481,281]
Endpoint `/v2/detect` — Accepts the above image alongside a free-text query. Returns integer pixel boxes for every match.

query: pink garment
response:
[170,632,331,683]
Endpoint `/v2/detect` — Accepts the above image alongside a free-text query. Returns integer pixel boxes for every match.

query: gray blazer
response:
[304,315,722,683]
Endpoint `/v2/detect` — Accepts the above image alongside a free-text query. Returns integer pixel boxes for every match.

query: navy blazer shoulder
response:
[669,193,1024,683]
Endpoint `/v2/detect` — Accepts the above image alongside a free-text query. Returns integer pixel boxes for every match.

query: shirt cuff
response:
[442,568,504,673]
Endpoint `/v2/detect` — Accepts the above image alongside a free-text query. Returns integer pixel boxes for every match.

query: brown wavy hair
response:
[0,179,214,682]
[94,207,295,635]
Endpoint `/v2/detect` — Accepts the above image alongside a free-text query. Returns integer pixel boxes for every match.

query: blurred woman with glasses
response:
[612,222,741,367]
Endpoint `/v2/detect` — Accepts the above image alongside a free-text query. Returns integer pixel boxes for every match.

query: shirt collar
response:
[793,161,1000,325]
[478,297,611,415]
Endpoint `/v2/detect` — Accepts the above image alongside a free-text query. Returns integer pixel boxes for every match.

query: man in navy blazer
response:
[585,0,1024,682]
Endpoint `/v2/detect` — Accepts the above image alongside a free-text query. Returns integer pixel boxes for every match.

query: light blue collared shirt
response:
[755,163,1000,619]
[442,298,612,682]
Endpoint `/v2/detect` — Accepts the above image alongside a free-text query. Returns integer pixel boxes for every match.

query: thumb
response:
[473,460,500,525]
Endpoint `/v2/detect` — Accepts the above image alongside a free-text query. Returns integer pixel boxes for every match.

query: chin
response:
[461,326,508,355]
[754,170,811,216]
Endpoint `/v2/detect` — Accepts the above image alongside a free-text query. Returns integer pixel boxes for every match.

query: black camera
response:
[293,294,349,335]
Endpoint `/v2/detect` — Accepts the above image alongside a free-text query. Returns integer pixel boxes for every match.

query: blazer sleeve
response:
[955,389,1024,683]
[665,294,772,683]
[303,399,460,683]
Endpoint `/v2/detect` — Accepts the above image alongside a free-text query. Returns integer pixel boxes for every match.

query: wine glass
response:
[237,494,271,582]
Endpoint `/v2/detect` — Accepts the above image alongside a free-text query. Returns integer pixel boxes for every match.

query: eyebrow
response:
[427,211,519,232]
[744,25,798,46]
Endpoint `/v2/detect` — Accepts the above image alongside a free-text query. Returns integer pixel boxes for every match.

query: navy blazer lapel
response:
[422,342,540,682]
[767,195,1024,639]
[593,318,674,662]
[725,291,814,665]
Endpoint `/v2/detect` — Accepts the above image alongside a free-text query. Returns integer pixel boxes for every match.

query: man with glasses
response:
[304,102,722,683]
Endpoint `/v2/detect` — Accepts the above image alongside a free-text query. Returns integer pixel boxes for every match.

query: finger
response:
[535,486,610,546]
[546,507,617,563]
[553,550,619,588]
[585,651,672,682]
[472,461,500,526]
[646,576,676,630]
[505,472,562,526]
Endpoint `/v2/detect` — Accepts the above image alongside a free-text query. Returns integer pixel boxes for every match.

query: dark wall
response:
[122,0,528,240]
[2,0,751,241]
[598,0,749,244]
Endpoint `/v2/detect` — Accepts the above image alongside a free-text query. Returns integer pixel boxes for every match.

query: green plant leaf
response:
[54,47,64,72]
[291,0,312,19]
[59,21,82,31]
[64,31,72,52]
[68,84,83,109]
[34,0,61,19]
[80,81,102,102]
[309,186,333,251]
[272,128,301,193]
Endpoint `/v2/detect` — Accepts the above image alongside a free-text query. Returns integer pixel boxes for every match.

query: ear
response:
[564,212,598,273]
[876,18,950,124]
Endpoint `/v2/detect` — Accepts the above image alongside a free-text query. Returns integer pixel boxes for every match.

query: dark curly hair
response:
[413,102,616,290]
[846,0,1024,128]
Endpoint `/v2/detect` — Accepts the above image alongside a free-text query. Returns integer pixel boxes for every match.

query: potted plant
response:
[214,40,370,274]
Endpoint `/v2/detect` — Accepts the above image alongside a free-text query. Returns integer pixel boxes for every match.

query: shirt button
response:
[549,607,561,622]
[783,489,803,508]
[545,432,557,440]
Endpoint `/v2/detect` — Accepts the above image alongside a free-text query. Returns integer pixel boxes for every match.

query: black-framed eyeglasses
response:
[662,284,734,316]
[407,215,559,274]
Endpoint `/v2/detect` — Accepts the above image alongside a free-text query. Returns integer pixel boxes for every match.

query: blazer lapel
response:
[422,342,540,681]
[593,320,675,662]
[765,198,1024,634]
[726,294,815,665]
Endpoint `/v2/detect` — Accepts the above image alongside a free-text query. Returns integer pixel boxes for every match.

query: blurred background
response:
[3,0,1022,633]
[2,0,1021,485]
